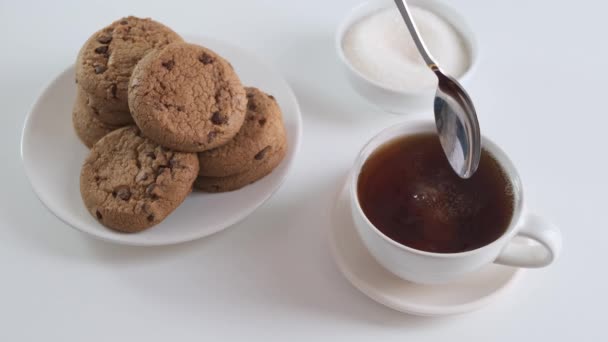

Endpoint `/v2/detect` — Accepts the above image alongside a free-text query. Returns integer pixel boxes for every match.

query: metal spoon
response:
[394,0,481,178]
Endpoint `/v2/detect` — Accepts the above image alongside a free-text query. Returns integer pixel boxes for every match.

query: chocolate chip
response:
[145,184,156,194]
[146,184,159,199]
[211,112,228,125]
[147,214,155,222]
[94,176,100,182]
[94,65,107,74]
[135,170,149,182]
[120,20,128,25]
[110,84,117,98]
[268,95,275,101]
[96,210,103,220]
[116,188,131,201]
[207,131,217,142]
[146,152,156,160]
[177,105,185,112]
[199,53,214,64]
[95,46,108,54]
[254,146,271,160]
[97,36,112,44]
[246,93,254,98]
[162,60,175,70]
[248,102,257,110]
[168,159,178,169]
[258,118,267,126]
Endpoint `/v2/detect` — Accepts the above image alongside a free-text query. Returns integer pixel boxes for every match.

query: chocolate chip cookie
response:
[197,87,286,177]
[80,126,199,232]
[129,42,247,152]
[76,16,183,125]
[81,91,134,126]
[72,91,123,148]
[194,143,287,192]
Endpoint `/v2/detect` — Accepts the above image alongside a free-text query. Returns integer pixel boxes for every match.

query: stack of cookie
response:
[195,87,287,192]
[73,16,287,233]
[73,16,184,147]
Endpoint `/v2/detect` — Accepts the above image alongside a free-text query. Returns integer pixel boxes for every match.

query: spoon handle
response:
[393,0,438,70]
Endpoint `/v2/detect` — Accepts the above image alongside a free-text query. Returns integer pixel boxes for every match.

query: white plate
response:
[21,35,302,246]
[329,175,522,316]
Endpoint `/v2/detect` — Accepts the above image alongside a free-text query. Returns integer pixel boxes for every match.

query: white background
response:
[1,0,607,340]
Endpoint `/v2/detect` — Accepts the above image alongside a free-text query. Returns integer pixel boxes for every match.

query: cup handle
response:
[494,214,562,268]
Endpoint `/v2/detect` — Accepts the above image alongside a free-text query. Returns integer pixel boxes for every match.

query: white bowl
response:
[336,0,479,114]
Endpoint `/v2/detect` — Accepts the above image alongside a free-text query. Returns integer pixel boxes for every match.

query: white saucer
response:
[329,175,522,316]
[20,35,302,246]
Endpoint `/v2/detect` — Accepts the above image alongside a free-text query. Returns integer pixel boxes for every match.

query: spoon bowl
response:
[434,71,481,178]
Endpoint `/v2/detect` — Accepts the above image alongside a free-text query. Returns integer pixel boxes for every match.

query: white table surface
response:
[1,0,606,340]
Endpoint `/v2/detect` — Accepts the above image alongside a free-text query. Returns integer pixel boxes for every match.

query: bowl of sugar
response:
[336,0,478,114]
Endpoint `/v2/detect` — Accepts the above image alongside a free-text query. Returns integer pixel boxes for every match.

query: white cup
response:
[350,121,562,284]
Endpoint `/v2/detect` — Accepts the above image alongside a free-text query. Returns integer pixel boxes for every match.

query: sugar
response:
[342,6,470,92]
